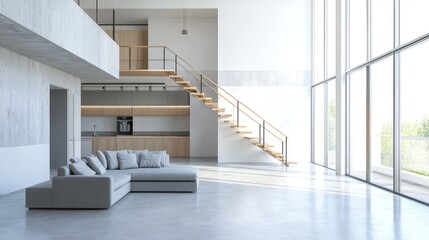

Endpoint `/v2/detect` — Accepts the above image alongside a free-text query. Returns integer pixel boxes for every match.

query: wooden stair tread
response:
[120,70,175,77]
[244,137,259,140]
[230,126,247,128]
[169,75,183,79]
[212,108,225,112]
[205,103,218,106]
[224,121,237,124]
[175,81,191,86]
[190,92,204,96]
[218,114,232,118]
[236,130,253,134]
[198,97,212,102]
[254,143,274,148]
[183,87,199,92]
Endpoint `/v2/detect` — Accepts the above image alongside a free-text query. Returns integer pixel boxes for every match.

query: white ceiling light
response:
[182,9,188,35]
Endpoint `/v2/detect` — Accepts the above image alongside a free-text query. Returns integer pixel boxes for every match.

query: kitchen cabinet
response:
[92,137,117,153]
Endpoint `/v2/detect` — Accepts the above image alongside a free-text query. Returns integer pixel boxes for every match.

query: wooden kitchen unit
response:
[92,136,190,157]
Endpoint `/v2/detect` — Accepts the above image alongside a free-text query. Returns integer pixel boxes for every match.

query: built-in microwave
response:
[117,116,133,135]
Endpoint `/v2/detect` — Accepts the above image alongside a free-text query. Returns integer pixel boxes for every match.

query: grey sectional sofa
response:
[26,150,199,209]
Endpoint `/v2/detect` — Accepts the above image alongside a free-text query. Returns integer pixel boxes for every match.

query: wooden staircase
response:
[118,68,293,165]
[167,73,293,165]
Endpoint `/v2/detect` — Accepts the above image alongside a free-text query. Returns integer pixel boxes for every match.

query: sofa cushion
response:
[143,151,167,167]
[107,166,198,182]
[118,152,137,163]
[104,150,128,170]
[104,173,131,190]
[70,157,87,164]
[86,156,107,175]
[119,159,138,170]
[69,161,96,176]
[127,149,148,159]
[139,153,162,168]
[96,150,108,169]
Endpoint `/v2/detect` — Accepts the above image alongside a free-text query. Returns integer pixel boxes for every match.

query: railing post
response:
[259,124,261,144]
[129,47,131,70]
[263,120,266,148]
[175,55,178,74]
[200,74,203,93]
[112,9,116,41]
[163,47,166,70]
[281,140,284,164]
[96,0,99,24]
[285,137,288,165]
[237,101,240,127]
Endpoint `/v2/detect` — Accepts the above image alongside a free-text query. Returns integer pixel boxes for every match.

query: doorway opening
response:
[50,86,68,170]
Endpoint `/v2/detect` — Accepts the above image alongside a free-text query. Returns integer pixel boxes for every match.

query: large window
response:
[348,68,366,180]
[313,0,429,204]
[311,0,336,170]
[399,40,429,203]
[370,57,393,190]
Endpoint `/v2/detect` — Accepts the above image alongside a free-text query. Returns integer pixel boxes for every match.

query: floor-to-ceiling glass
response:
[369,56,393,190]
[399,40,429,203]
[314,85,325,166]
[327,80,336,169]
[311,0,336,169]
[400,0,429,45]
[371,0,393,58]
[348,68,367,180]
[349,0,367,68]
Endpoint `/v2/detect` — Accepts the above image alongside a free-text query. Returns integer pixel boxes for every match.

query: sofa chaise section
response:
[107,166,199,192]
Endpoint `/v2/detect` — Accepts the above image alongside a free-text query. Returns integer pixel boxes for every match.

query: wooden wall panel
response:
[177,137,190,157]
[105,29,148,70]
[81,106,132,116]
[92,137,117,153]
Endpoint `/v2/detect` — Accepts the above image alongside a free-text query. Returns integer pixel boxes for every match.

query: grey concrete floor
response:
[1,159,429,240]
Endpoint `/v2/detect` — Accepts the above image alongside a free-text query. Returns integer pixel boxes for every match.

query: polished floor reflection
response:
[1,159,429,240]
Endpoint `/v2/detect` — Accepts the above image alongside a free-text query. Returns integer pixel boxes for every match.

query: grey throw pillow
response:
[143,151,167,167]
[69,157,87,164]
[85,156,107,175]
[139,153,162,168]
[69,161,96,176]
[104,150,127,169]
[96,150,108,169]
[119,159,139,170]
[118,152,137,164]
[127,149,148,159]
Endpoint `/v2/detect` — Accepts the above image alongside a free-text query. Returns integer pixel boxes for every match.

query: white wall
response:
[218,119,277,163]
[0,47,81,195]
[220,86,311,163]
[148,17,218,71]
[90,0,311,72]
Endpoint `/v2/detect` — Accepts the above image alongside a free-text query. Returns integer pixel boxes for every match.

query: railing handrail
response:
[121,45,288,140]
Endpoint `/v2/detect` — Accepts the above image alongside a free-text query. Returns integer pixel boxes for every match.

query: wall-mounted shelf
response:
[81,105,190,116]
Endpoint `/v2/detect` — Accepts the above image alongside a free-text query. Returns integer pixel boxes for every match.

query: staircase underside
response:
[120,69,294,166]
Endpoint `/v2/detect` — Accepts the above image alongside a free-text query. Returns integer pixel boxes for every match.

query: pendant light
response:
[182,9,188,35]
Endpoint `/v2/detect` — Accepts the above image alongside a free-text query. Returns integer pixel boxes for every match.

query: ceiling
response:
[84,9,218,25]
